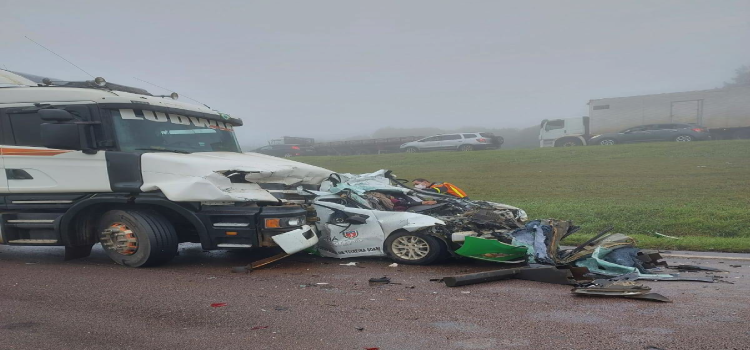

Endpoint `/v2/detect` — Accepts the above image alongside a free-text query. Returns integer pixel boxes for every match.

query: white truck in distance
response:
[539,85,750,147]
[0,70,331,267]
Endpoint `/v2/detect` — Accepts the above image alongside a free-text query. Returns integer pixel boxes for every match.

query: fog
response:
[2,0,749,148]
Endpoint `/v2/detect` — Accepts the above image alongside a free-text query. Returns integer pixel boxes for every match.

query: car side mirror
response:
[41,123,83,150]
[39,108,76,122]
[345,213,369,225]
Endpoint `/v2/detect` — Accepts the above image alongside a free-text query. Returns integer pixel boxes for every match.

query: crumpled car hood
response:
[140,152,333,202]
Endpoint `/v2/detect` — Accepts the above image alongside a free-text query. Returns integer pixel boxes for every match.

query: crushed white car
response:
[303,170,528,264]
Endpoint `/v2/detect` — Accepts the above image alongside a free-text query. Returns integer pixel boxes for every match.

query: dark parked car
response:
[589,123,711,145]
[251,144,314,158]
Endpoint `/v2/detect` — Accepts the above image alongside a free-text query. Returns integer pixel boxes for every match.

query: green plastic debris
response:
[455,236,528,263]
[575,246,672,278]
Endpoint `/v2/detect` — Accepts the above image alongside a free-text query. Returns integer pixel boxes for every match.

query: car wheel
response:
[675,135,693,142]
[458,144,474,151]
[283,153,293,158]
[384,231,445,265]
[404,147,419,153]
[98,210,178,267]
[599,139,616,145]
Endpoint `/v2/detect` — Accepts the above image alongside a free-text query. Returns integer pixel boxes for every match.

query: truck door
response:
[540,119,567,142]
[0,104,111,195]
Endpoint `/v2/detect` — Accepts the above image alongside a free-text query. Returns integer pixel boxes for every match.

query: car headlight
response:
[264,215,306,229]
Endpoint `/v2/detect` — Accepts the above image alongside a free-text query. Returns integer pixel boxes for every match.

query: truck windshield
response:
[109,108,241,153]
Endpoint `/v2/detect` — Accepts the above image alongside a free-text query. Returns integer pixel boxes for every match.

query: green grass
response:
[297,140,750,252]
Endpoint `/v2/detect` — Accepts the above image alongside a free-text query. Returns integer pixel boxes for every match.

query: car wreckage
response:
[297,170,530,264]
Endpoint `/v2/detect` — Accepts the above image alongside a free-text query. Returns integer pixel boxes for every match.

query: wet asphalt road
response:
[1,244,749,350]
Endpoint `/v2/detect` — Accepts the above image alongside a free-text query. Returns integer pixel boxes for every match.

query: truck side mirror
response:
[39,108,76,122]
[40,123,83,150]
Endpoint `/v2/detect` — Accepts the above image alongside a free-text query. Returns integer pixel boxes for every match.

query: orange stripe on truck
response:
[0,147,72,156]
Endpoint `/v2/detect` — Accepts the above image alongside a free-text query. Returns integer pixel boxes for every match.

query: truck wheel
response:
[98,210,178,267]
[384,231,445,265]
[675,135,693,142]
[556,138,583,147]
[458,144,474,151]
[599,139,616,146]
[404,147,419,153]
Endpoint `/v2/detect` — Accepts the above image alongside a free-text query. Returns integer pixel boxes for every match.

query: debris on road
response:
[572,278,672,303]
[210,303,228,308]
[368,276,396,286]
[673,264,726,272]
[250,326,269,331]
[443,265,590,287]
[339,262,359,267]
[388,263,399,268]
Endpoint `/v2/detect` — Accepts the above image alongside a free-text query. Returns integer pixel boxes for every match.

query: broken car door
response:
[313,200,387,258]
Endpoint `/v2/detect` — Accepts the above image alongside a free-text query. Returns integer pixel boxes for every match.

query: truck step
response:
[8,239,59,245]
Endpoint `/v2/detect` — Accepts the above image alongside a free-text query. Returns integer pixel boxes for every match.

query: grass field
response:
[297,140,750,252]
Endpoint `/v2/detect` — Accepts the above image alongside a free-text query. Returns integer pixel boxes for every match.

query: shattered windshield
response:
[109,108,241,153]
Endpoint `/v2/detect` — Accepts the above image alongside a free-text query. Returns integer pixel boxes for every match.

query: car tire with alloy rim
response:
[404,147,419,153]
[98,210,179,267]
[675,135,693,142]
[458,144,474,151]
[599,139,616,146]
[384,230,445,265]
[283,153,293,158]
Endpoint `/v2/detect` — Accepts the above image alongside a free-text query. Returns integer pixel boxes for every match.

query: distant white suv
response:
[400,132,503,153]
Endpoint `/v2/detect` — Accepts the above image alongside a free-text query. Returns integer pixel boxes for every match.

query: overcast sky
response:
[2,0,749,146]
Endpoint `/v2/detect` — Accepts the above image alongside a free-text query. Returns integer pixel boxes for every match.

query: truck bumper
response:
[271,225,319,254]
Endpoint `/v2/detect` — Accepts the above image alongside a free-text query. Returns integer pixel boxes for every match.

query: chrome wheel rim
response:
[600,139,615,145]
[100,223,139,255]
[406,148,417,153]
[460,145,473,151]
[562,141,577,147]
[676,136,692,142]
[391,236,430,260]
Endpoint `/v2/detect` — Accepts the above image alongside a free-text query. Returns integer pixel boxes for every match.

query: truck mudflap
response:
[271,225,318,254]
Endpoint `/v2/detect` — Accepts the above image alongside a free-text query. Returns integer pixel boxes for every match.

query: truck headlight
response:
[264,216,306,229]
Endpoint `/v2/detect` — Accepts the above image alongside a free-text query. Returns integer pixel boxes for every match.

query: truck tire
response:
[598,139,616,146]
[675,135,693,142]
[384,231,445,265]
[555,138,583,147]
[98,210,178,267]
[458,144,474,151]
[404,147,419,153]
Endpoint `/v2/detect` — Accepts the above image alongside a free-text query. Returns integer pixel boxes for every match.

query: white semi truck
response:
[0,70,332,267]
[539,85,750,147]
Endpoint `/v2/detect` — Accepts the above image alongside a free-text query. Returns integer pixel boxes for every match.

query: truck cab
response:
[539,117,590,147]
[0,70,331,267]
